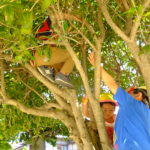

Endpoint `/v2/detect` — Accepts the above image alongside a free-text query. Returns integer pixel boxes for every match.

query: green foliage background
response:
[0,0,149,147]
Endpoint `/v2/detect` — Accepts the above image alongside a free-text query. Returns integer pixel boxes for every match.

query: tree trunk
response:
[128,42,150,103]
[30,137,45,150]
[138,55,150,102]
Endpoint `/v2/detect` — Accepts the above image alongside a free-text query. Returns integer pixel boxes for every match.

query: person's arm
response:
[89,52,118,94]
[101,67,118,94]
[82,97,90,118]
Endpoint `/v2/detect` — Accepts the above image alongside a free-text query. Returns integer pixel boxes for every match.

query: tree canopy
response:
[0,0,150,150]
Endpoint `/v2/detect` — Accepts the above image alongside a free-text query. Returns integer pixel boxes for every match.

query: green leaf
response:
[140,45,150,55]
[137,5,143,15]
[15,55,23,61]
[21,10,33,34]
[0,143,12,150]
[4,5,14,25]
[46,137,57,146]
[63,21,69,31]
[144,11,150,17]
[36,47,43,56]
[23,147,28,150]
[123,7,136,15]
[41,0,52,10]
[42,45,52,61]
[123,5,143,17]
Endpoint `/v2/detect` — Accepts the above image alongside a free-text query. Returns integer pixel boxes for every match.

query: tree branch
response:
[17,73,48,104]
[49,10,82,23]
[25,64,72,100]
[97,0,132,43]
[68,90,93,150]
[94,7,105,99]
[79,17,98,43]
[37,102,62,110]
[30,0,40,11]
[4,98,60,118]
[52,92,72,113]
[3,98,77,133]
[49,7,111,149]
[0,60,6,99]
[146,35,150,45]
[130,0,150,40]
[1,54,74,102]
[62,37,111,149]
[0,54,12,61]
[68,21,98,52]
[81,41,87,74]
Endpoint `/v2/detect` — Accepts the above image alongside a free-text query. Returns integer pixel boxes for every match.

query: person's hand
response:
[88,52,95,66]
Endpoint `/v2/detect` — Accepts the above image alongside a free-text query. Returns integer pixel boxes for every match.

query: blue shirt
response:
[114,87,150,150]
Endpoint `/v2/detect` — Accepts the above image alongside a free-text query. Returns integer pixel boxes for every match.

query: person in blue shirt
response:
[89,52,150,150]
[113,87,150,150]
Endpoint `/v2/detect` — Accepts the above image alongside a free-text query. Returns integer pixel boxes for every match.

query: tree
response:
[0,70,69,149]
[0,104,68,150]
[0,142,12,150]
[0,0,149,150]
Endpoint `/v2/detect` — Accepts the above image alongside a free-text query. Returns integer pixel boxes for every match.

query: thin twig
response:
[17,73,48,104]
[130,0,150,40]
[30,0,40,11]
[97,0,132,43]
[69,21,97,52]
[0,60,6,99]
